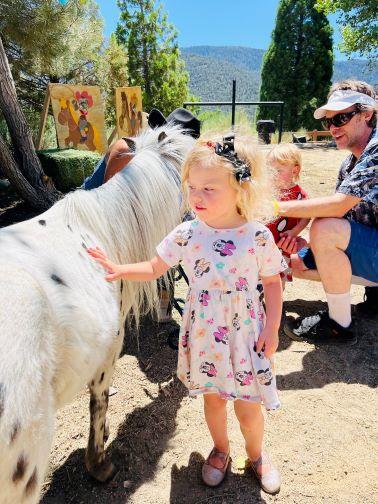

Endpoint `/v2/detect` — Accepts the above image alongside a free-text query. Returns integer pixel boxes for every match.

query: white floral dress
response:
[157,219,286,410]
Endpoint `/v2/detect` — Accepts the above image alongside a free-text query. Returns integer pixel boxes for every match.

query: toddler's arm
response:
[87,247,170,282]
[278,217,310,254]
[256,274,282,358]
[281,217,310,238]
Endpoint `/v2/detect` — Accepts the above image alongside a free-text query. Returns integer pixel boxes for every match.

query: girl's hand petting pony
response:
[87,247,169,283]
[87,247,124,282]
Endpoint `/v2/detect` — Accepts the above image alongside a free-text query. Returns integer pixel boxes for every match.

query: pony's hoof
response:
[85,455,117,482]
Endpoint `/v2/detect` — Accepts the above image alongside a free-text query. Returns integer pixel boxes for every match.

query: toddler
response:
[267,143,310,282]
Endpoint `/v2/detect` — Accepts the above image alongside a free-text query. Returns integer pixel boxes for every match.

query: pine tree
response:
[1,0,104,111]
[315,0,377,63]
[116,0,191,115]
[94,34,129,127]
[257,0,333,131]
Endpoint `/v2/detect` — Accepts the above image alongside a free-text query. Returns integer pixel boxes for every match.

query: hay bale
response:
[37,148,101,192]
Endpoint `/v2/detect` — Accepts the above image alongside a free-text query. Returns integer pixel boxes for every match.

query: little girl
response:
[266,143,310,282]
[88,134,286,494]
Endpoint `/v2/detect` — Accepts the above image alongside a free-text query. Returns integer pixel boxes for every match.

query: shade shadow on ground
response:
[277,299,377,391]
[42,316,185,503]
[169,452,268,504]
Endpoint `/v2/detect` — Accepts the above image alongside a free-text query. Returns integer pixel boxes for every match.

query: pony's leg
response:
[85,332,123,482]
[0,391,54,504]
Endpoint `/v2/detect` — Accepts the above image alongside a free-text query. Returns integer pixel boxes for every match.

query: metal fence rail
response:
[183,79,284,143]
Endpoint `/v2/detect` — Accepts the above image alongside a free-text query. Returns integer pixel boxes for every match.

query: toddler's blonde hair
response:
[181,134,274,221]
[266,143,302,181]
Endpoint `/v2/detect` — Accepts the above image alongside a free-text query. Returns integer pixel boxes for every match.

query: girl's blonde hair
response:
[266,143,302,181]
[181,134,274,221]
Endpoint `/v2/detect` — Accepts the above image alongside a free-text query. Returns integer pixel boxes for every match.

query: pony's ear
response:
[158,131,167,142]
[123,137,136,151]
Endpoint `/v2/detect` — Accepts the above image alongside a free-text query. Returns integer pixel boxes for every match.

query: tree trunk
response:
[0,133,46,205]
[0,35,61,210]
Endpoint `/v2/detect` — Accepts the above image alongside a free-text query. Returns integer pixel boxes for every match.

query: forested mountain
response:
[332,60,378,84]
[183,54,260,102]
[181,46,378,103]
[182,46,265,72]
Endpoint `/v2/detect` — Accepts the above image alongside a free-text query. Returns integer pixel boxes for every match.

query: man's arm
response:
[104,139,133,182]
[276,192,361,219]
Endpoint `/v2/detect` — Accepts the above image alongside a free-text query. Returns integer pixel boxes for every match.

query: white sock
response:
[326,292,352,328]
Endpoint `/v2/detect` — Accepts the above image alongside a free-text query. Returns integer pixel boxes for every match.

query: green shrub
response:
[37,149,101,192]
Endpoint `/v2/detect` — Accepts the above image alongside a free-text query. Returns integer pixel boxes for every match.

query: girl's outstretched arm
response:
[256,274,282,358]
[87,247,170,282]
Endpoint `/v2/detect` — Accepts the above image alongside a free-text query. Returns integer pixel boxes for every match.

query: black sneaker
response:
[354,287,378,318]
[283,311,357,346]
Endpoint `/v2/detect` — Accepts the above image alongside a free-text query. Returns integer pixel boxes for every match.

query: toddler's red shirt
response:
[267,184,308,243]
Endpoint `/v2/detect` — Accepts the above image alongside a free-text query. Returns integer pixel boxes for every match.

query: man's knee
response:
[310,218,350,251]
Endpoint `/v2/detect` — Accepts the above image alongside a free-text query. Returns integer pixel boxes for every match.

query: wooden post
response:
[36,88,51,150]
[107,127,117,146]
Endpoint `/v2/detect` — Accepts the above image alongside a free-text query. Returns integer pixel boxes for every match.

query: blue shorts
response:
[82,156,106,190]
[298,220,378,283]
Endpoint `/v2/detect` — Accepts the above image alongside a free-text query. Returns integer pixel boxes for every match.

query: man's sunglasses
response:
[322,109,359,129]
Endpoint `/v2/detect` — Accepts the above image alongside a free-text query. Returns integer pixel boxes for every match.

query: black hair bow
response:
[214,135,252,184]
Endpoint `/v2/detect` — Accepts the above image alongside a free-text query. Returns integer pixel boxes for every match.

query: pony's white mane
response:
[63,125,194,324]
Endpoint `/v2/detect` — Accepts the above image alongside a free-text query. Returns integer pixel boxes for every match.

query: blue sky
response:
[95,0,347,59]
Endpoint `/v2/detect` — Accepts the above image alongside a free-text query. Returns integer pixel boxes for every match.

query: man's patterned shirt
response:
[336,128,378,228]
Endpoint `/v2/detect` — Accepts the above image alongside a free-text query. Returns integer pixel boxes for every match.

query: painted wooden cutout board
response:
[48,84,107,153]
[115,86,144,137]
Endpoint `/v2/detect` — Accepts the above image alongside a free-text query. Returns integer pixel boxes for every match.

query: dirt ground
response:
[1,148,377,504]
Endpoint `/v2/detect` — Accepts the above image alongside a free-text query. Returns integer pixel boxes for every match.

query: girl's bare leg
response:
[203,394,229,468]
[234,401,264,462]
[234,400,281,493]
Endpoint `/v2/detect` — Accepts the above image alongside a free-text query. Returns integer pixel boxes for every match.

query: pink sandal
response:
[202,447,230,487]
[250,452,281,494]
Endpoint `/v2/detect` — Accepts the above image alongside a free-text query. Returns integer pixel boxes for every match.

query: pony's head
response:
[64,125,194,325]
[118,124,195,185]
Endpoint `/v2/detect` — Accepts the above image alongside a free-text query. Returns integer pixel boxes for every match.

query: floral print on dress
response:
[156,219,286,410]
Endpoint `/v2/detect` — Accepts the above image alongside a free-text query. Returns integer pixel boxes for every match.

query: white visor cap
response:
[314,90,377,119]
